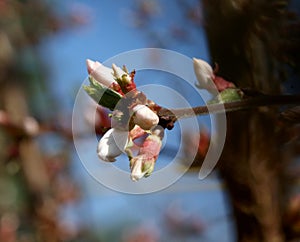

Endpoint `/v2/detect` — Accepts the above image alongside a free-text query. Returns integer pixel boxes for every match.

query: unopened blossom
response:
[193,58,235,93]
[132,104,159,130]
[97,128,129,162]
[130,126,164,181]
[130,150,159,181]
[84,59,164,176]
[85,60,124,110]
[193,58,215,92]
[86,59,117,87]
[130,156,146,181]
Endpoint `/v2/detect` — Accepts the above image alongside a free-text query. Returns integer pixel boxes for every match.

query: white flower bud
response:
[130,158,146,182]
[86,59,116,87]
[193,58,215,91]
[97,128,129,162]
[132,104,159,130]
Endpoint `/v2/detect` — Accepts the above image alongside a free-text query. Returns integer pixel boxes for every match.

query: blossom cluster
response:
[84,57,239,182]
[84,59,163,181]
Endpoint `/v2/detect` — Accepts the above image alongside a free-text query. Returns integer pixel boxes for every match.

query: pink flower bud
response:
[86,59,116,87]
[132,104,159,130]
[130,126,164,181]
[97,128,129,162]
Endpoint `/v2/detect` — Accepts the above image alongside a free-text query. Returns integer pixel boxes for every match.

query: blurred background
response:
[1,1,300,242]
[0,1,233,242]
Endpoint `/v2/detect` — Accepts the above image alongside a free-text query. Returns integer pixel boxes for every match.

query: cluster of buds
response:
[84,59,163,181]
[83,57,244,181]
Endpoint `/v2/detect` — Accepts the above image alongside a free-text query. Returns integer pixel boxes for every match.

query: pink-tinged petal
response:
[130,126,164,181]
[213,76,236,92]
[86,59,116,87]
[86,59,96,74]
[138,134,162,158]
[129,125,148,140]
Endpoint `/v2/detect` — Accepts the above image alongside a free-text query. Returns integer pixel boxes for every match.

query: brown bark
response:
[203,0,291,241]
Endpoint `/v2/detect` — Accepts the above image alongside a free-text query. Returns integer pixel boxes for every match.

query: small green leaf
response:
[208,88,243,104]
[83,77,122,110]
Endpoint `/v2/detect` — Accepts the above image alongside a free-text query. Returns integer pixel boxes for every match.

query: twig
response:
[158,94,300,120]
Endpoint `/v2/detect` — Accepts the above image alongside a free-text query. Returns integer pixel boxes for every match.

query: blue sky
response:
[37,0,234,241]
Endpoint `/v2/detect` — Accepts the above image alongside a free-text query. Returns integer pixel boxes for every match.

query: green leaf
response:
[83,77,122,110]
[208,88,243,104]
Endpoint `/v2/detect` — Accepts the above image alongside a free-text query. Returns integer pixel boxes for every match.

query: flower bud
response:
[130,155,156,181]
[86,59,116,87]
[130,130,163,181]
[132,104,159,130]
[193,58,215,92]
[97,128,129,162]
[130,157,146,181]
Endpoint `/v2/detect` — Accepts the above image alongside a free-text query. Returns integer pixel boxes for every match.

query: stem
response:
[159,94,300,120]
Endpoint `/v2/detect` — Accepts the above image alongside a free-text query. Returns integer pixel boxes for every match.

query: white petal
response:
[132,104,159,130]
[86,59,116,87]
[97,128,129,162]
[193,58,215,91]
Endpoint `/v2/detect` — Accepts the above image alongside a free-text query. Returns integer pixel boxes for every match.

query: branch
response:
[158,94,300,123]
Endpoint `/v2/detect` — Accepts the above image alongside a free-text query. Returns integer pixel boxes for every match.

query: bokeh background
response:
[0,1,233,242]
[1,1,300,242]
